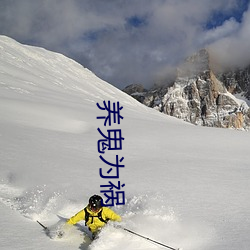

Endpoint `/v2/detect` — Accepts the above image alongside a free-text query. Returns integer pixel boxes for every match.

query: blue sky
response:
[0,0,249,89]
[205,0,249,28]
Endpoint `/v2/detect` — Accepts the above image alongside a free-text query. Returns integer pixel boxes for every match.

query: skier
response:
[66,194,122,239]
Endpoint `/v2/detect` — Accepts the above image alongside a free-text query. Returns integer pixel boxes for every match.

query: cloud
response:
[0,0,249,89]
[200,18,240,45]
[209,4,250,69]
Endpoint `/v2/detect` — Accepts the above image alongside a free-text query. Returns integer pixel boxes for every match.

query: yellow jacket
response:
[67,206,121,233]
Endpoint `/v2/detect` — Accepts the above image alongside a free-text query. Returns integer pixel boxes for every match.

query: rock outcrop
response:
[123,49,250,130]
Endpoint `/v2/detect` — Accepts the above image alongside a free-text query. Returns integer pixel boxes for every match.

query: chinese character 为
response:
[97,128,124,154]
[101,181,125,206]
[97,101,123,126]
[99,155,124,178]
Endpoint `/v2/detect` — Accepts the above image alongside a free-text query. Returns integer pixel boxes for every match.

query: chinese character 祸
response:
[97,128,124,154]
[100,181,125,206]
[96,101,123,126]
[99,155,124,178]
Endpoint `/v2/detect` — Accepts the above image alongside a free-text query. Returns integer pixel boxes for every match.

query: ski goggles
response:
[89,204,101,212]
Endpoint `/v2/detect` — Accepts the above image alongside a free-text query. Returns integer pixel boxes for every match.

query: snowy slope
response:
[0,36,250,250]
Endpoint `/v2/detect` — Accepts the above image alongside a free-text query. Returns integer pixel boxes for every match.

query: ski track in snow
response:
[0,179,212,250]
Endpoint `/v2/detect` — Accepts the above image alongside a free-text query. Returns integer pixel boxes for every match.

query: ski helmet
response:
[89,195,103,211]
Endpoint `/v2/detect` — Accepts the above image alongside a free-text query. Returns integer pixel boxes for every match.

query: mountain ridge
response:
[123,49,250,130]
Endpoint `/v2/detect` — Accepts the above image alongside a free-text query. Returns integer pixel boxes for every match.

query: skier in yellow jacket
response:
[67,194,121,238]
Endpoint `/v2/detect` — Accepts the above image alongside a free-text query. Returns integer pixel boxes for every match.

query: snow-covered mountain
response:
[124,49,250,130]
[217,65,250,100]
[1,36,250,250]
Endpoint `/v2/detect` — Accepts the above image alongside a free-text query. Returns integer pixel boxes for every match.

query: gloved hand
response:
[56,222,71,238]
[113,223,123,229]
[56,230,64,238]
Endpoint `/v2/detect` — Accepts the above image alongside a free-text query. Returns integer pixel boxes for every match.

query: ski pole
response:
[37,220,48,230]
[122,227,180,250]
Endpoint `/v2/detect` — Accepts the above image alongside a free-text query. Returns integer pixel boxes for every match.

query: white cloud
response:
[209,5,250,68]
[0,0,249,88]
[200,18,240,45]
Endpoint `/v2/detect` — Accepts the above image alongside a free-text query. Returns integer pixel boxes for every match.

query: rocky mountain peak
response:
[123,49,250,130]
[177,49,210,78]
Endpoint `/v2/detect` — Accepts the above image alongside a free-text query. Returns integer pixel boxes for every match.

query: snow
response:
[0,35,250,250]
[234,93,250,107]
